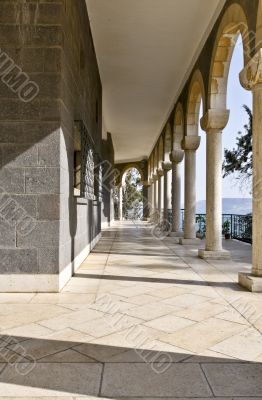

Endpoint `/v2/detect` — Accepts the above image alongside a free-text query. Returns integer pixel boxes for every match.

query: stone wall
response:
[59,0,103,289]
[0,0,113,292]
[101,133,115,228]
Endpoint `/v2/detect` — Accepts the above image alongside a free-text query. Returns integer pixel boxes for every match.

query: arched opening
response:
[173,106,184,149]
[153,147,158,175]
[121,168,143,220]
[172,105,185,233]
[164,124,172,162]
[158,136,164,169]
[222,35,252,206]
[187,70,205,136]
[208,4,250,110]
[196,100,206,210]
[184,71,205,240]
[208,4,252,243]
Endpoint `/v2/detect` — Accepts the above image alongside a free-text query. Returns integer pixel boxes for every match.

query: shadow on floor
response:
[74,273,245,291]
[0,334,261,397]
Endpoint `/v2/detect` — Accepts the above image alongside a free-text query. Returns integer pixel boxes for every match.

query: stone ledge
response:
[239,272,262,292]
[198,249,231,260]
[179,238,201,245]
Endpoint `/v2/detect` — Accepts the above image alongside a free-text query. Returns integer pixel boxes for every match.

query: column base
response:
[238,272,262,292]
[179,238,201,245]
[169,231,184,237]
[198,249,231,260]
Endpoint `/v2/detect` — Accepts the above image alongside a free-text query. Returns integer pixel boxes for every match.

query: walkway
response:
[0,221,261,398]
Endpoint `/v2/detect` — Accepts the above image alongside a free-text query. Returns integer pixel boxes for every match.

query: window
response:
[74,124,81,196]
[74,120,96,201]
[94,160,103,202]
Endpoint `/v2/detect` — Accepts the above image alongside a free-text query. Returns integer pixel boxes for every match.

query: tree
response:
[122,169,143,219]
[222,105,252,188]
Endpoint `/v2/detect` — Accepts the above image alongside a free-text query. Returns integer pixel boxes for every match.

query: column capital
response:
[152,174,158,181]
[169,149,184,164]
[200,109,229,132]
[156,168,164,177]
[141,180,150,186]
[148,178,154,185]
[161,161,172,171]
[239,48,262,90]
[182,136,200,151]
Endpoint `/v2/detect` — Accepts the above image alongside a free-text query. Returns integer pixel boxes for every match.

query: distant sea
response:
[195,198,252,215]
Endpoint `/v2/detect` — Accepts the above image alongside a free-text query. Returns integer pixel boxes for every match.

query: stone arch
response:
[256,0,262,53]
[153,146,158,174]
[186,69,205,136]
[173,103,184,150]
[158,136,164,169]
[164,123,172,162]
[148,156,153,179]
[120,163,144,185]
[208,3,251,110]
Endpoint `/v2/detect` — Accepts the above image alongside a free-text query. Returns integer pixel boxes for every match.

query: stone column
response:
[169,149,184,238]
[238,49,262,291]
[153,174,158,223]
[118,186,123,220]
[162,162,172,221]
[147,180,152,220]
[198,110,230,260]
[157,169,163,222]
[142,181,149,220]
[179,136,201,245]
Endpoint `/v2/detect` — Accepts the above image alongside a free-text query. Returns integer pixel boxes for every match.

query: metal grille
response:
[95,162,103,202]
[167,209,252,244]
[75,121,95,200]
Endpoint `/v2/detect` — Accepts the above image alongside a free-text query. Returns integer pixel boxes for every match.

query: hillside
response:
[195,198,252,215]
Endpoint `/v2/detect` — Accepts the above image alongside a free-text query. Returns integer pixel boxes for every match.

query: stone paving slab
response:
[101,363,212,397]
[0,221,261,398]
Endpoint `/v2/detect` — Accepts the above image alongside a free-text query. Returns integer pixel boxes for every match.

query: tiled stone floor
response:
[0,220,262,398]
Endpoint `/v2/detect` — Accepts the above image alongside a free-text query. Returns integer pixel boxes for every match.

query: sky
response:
[182,36,252,204]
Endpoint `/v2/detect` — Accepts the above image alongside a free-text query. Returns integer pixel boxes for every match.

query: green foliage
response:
[222,220,230,234]
[122,169,143,218]
[222,105,252,186]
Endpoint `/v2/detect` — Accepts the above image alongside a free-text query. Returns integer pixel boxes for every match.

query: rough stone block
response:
[38,139,60,167]
[23,26,63,47]
[0,249,38,274]
[17,221,60,248]
[0,167,25,194]
[0,100,20,120]
[21,48,44,73]
[25,167,60,194]
[36,3,63,25]
[0,194,37,218]
[44,48,62,72]
[38,247,59,274]
[0,2,17,24]
[0,217,16,248]
[1,144,38,167]
[37,194,60,220]
[0,26,21,46]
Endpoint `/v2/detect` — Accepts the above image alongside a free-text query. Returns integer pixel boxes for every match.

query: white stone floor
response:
[0,220,262,399]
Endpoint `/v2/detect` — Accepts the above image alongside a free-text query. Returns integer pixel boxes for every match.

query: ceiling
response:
[86,0,225,163]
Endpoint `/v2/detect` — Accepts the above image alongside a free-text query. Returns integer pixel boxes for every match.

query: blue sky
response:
[182,36,252,204]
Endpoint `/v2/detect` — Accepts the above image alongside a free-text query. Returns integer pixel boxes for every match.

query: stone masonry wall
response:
[0,1,63,291]
[58,0,103,284]
[0,0,110,291]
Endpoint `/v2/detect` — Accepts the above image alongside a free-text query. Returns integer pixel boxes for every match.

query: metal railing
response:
[167,209,252,244]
